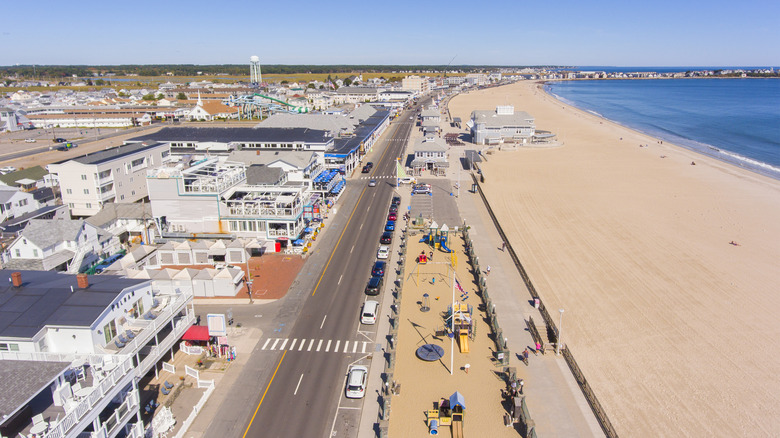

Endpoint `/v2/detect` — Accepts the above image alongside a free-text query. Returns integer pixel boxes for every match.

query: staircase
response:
[67,245,90,274]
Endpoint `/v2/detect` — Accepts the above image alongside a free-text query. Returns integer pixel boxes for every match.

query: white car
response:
[345,365,368,399]
[377,246,390,259]
[0,167,17,174]
[368,179,377,187]
[25,138,36,143]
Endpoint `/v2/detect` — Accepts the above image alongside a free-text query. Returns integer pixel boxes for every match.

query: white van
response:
[361,300,379,325]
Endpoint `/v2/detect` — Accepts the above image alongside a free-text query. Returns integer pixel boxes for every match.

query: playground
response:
[387,231,520,437]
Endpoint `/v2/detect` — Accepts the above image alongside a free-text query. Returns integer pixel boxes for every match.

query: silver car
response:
[345,365,368,398]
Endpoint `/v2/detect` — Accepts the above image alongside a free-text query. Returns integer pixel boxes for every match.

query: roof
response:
[0,269,149,338]
[335,86,380,95]
[20,219,90,249]
[182,325,210,341]
[327,109,390,157]
[197,101,238,115]
[86,202,152,228]
[0,187,20,203]
[228,150,317,169]
[245,165,284,185]
[52,142,167,166]
[421,108,440,118]
[0,165,48,187]
[0,360,71,419]
[414,137,448,153]
[470,109,534,128]
[128,127,331,144]
[257,113,355,133]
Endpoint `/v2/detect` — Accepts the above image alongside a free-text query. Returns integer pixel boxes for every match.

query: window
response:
[18,199,27,207]
[131,158,144,167]
[33,249,38,257]
[81,175,87,180]
[68,203,74,208]
[120,195,125,200]
[83,189,89,194]
[86,203,92,209]
[131,190,135,196]
[103,320,117,344]
[0,343,20,352]
[66,188,73,194]
[14,249,20,257]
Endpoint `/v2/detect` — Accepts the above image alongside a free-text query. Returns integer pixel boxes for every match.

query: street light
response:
[557,309,565,355]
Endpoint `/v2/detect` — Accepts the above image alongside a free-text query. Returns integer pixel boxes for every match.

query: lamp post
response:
[556,309,565,355]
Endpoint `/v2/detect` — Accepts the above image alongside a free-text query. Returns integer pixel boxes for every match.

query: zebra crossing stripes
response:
[359,175,395,180]
[261,338,370,354]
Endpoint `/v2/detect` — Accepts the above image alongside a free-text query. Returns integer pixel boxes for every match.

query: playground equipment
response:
[230,93,310,120]
[445,303,474,353]
[459,329,470,353]
[426,392,466,436]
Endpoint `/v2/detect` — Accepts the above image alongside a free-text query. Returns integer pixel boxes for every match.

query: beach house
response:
[468,105,536,145]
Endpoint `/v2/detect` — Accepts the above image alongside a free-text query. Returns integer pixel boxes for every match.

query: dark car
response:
[380,232,393,244]
[384,221,395,232]
[365,276,383,295]
[371,260,386,277]
[389,205,398,213]
[361,162,374,173]
[54,138,66,143]
[387,213,397,221]
[392,196,401,205]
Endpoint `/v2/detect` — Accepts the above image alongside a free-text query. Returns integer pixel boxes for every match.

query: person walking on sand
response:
[519,379,524,395]
[486,265,491,276]
[501,241,506,251]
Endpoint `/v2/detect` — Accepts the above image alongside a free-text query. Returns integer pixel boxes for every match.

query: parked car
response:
[25,138,36,143]
[368,179,377,187]
[0,167,17,174]
[345,365,369,398]
[371,260,386,277]
[389,205,398,213]
[54,138,66,143]
[384,221,395,232]
[392,196,401,205]
[413,183,432,194]
[380,232,393,244]
[387,212,397,221]
[377,246,390,260]
[365,276,383,295]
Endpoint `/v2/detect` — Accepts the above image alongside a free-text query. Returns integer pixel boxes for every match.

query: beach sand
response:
[448,81,780,437]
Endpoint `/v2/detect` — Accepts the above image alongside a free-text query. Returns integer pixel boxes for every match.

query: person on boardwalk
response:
[519,379,524,395]
[486,265,491,276]
[429,250,434,261]
[535,341,542,355]
[501,241,506,251]
[523,348,530,365]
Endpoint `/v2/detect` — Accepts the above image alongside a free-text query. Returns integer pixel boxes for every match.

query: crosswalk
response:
[261,338,372,354]
[358,175,395,180]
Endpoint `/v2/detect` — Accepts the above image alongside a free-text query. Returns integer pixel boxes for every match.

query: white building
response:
[3,218,120,273]
[468,105,536,145]
[0,186,38,222]
[410,137,449,176]
[0,269,195,438]
[401,75,430,95]
[48,142,171,217]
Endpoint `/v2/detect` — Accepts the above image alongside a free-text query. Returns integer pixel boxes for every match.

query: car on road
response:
[365,276,383,295]
[25,138,36,143]
[371,260,386,277]
[398,177,416,185]
[409,116,413,120]
[412,183,432,194]
[380,232,393,244]
[368,179,377,187]
[0,167,17,174]
[389,205,398,213]
[361,162,373,173]
[384,221,395,232]
[392,196,401,205]
[345,365,369,398]
[377,246,390,259]
[387,212,397,221]
[54,138,66,143]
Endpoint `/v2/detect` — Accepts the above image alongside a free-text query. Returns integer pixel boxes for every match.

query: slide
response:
[459,330,470,353]
[419,234,430,243]
[452,418,464,438]
[439,236,453,253]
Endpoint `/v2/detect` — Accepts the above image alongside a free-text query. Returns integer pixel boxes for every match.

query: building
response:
[401,75,429,95]
[186,101,239,121]
[468,105,536,145]
[0,186,38,222]
[85,202,155,246]
[0,269,195,438]
[332,86,381,104]
[47,142,171,217]
[3,218,120,273]
[410,137,449,176]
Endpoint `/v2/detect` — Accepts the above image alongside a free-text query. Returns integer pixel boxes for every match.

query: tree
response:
[142,93,156,101]
[176,92,187,100]
[307,83,315,89]
[343,78,352,86]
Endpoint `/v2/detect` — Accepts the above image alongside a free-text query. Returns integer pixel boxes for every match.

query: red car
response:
[387,213,397,221]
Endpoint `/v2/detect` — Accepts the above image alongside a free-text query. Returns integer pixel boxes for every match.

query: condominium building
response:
[48,142,171,217]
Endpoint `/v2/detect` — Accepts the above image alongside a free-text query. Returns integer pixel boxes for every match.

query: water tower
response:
[250,55,262,84]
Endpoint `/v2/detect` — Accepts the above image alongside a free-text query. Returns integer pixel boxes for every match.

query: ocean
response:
[545,79,780,179]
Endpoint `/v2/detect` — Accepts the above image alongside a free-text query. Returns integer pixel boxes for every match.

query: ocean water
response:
[545,79,780,179]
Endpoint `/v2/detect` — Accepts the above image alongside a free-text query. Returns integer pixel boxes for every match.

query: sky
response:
[2,0,778,67]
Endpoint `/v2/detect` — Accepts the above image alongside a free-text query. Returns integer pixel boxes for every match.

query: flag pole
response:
[451,264,455,375]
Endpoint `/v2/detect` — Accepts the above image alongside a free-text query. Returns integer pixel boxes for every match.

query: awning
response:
[182,326,210,341]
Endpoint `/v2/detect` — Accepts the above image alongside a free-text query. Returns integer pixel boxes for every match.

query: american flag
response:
[455,279,465,294]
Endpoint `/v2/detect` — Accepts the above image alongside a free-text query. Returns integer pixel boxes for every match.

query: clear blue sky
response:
[2,0,778,66]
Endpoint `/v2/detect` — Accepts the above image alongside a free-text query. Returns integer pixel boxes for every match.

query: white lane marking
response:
[307,339,315,351]
[362,342,368,353]
[316,339,323,351]
[294,373,304,395]
[338,274,343,285]
[343,341,349,353]
[334,340,340,352]
[271,339,280,350]
[320,315,327,329]
[298,339,306,351]
[325,340,332,352]
[289,339,297,351]
[262,338,271,350]
[352,342,358,353]
[279,338,289,350]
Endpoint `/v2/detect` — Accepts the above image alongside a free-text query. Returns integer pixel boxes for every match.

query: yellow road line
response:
[242,350,287,438]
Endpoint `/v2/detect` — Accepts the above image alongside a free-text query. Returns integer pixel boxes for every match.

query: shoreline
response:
[540,80,780,181]
[447,81,780,436]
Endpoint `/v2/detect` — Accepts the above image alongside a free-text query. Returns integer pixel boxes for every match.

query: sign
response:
[207,314,227,337]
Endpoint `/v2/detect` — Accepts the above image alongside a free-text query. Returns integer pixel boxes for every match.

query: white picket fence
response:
[179,341,203,355]
[162,362,176,374]
[173,380,216,438]
[184,365,199,380]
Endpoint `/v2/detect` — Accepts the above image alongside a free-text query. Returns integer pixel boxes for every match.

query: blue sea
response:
[545,79,780,179]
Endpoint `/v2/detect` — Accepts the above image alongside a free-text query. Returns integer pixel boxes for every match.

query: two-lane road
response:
[242,106,420,437]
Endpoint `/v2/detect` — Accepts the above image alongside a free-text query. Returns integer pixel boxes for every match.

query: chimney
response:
[11,272,22,287]
[77,273,89,289]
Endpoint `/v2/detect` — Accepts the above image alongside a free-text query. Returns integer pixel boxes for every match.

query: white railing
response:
[136,312,195,376]
[119,292,192,356]
[0,351,117,364]
[162,362,176,374]
[88,389,139,438]
[125,422,145,438]
[179,342,203,355]
[44,356,135,438]
[67,244,90,274]
[184,365,199,380]
[173,380,215,438]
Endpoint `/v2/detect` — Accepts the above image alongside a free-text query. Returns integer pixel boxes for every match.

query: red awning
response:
[182,326,210,341]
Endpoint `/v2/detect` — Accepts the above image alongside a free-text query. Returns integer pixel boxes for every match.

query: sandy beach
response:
[448,81,780,437]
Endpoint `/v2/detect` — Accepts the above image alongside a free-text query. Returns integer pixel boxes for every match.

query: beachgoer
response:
[535,341,542,354]
[432,277,436,285]
[464,363,470,374]
[486,265,491,276]
[523,348,530,364]
[429,250,434,261]
[519,379,524,394]
[501,241,506,251]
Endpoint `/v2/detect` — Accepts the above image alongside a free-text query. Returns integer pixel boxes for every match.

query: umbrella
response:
[292,239,305,246]
[304,227,313,233]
